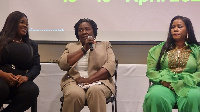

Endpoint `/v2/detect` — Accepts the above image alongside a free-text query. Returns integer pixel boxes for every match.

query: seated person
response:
[0,11,41,112]
[143,15,200,112]
[58,18,116,112]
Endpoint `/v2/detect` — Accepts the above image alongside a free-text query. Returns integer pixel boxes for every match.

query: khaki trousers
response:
[62,81,112,112]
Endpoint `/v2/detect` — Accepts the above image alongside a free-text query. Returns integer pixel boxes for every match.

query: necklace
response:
[13,38,22,43]
[167,46,191,73]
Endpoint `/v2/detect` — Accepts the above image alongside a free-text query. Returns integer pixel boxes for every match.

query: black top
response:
[0,40,41,81]
[1,42,32,70]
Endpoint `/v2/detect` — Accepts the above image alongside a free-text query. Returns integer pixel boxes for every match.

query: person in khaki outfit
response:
[58,18,116,112]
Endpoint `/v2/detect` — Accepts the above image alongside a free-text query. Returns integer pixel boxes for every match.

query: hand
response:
[1,72,18,86]
[160,81,174,91]
[75,77,91,84]
[16,75,28,87]
[83,36,94,51]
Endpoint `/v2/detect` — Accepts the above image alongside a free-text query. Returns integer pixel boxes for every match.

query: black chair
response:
[1,98,37,112]
[60,60,118,112]
[148,80,178,109]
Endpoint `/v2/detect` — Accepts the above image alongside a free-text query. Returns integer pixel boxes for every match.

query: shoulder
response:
[95,41,111,46]
[189,44,200,50]
[189,44,200,56]
[149,41,165,53]
[28,39,38,47]
[66,42,81,48]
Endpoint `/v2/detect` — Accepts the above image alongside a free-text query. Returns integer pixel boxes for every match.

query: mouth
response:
[21,28,27,34]
[172,33,180,36]
[81,35,89,39]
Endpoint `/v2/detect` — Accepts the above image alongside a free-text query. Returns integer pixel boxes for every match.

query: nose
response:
[83,29,87,34]
[173,27,178,32]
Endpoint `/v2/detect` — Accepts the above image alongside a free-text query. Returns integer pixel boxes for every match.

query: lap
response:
[145,85,176,104]
[62,81,111,99]
[177,87,200,104]
[147,85,175,96]
[62,81,85,96]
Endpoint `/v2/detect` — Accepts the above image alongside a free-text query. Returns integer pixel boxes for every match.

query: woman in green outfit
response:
[143,15,200,112]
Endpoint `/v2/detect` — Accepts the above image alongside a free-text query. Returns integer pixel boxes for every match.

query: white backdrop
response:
[0,0,200,42]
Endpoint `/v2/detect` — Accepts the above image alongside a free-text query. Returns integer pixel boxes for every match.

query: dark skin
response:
[0,16,29,87]
[67,22,110,85]
[161,19,187,90]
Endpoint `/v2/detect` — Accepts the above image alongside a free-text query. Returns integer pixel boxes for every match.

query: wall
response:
[38,43,155,64]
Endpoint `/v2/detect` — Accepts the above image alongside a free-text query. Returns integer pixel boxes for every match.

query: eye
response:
[20,20,28,26]
[171,25,175,29]
[78,29,83,32]
[20,20,24,24]
[178,25,183,28]
[85,28,92,32]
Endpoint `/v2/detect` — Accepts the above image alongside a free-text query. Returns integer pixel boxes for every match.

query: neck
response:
[175,41,185,49]
[13,37,23,43]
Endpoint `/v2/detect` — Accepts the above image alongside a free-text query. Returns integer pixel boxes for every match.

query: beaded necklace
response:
[12,38,22,43]
[167,46,191,73]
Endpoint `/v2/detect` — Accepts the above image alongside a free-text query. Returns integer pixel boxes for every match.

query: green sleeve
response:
[146,42,165,84]
[190,44,200,85]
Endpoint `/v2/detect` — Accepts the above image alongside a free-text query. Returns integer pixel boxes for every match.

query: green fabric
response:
[143,85,200,112]
[143,85,176,112]
[147,42,200,97]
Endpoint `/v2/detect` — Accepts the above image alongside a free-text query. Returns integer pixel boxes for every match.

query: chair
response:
[148,80,178,109]
[1,98,37,112]
[60,60,118,112]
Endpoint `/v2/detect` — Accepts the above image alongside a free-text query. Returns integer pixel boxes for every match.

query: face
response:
[171,19,187,42]
[16,16,28,38]
[78,22,95,44]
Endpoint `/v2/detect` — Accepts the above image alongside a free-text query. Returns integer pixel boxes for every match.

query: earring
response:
[187,34,188,40]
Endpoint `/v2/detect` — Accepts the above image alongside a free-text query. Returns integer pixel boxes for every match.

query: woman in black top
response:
[0,11,41,112]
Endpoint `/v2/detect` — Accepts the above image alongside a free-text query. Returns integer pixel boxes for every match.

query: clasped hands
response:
[75,77,93,85]
[3,72,28,87]
[160,81,174,91]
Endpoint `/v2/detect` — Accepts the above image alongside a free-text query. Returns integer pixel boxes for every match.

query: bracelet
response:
[81,47,86,54]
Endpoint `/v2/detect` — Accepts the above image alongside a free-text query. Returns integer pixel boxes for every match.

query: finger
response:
[9,81,16,86]
[16,75,21,80]
[17,80,23,87]
[10,74,16,78]
[17,82,22,87]
[9,74,18,81]
[17,78,23,83]
[9,76,17,82]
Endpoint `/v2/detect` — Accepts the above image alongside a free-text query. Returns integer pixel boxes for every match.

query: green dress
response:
[143,41,200,112]
[147,42,200,97]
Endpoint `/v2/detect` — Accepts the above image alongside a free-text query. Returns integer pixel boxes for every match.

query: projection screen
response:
[0,0,200,42]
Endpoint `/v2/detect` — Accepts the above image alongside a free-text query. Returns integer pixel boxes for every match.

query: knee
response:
[144,86,172,104]
[63,88,85,101]
[86,85,104,98]
[29,83,39,97]
[187,88,200,102]
[88,85,103,93]
[20,81,39,98]
[146,90,162,100]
